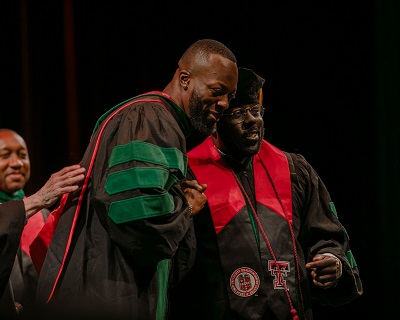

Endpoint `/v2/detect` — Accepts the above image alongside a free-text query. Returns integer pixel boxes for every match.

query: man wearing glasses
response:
[169,67,363,320]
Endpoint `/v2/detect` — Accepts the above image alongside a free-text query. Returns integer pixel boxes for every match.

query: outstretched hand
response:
[24,164,86,218]
[179,179,207,216]
[305,254,342,289]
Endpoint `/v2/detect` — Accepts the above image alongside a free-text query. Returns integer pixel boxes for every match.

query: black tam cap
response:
[229,67,265,109]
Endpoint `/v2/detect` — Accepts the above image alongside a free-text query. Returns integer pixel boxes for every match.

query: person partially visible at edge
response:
[168,67,363,320]
[0,128,85,319]
[30,39,238,320]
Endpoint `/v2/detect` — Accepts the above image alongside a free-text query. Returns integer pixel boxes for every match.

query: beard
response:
[188,91,215,136]
[227,136,262,158]
[217,124,263,159]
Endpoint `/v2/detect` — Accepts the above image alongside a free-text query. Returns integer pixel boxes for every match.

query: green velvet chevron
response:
[108,193,175,223]
[107,141,187,223]
[109,141,187,176]
[105,167,178,195]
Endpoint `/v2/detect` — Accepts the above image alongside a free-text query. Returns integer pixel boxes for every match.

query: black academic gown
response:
[32,92,196,320]
[0,200,25,319]
[169,137,363,320]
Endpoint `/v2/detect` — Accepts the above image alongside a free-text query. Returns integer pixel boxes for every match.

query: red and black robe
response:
[169,136,363,320]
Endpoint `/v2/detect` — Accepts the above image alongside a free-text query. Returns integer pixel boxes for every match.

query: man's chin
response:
[193,121,214,136]
[244,144,261,155]
[4,184,25,194]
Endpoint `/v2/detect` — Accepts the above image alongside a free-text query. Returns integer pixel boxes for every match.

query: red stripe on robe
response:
[20,208,46,257]
[187,137,292,234]
[30,193,69,274]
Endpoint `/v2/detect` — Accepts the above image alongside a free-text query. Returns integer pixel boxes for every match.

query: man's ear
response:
[179,69,191,90]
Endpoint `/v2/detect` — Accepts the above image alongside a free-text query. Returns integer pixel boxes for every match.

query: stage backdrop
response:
[1,1,398,318]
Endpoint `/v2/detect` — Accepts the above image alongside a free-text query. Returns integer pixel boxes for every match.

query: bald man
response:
[0,128,85,318]
[32,39,238,320]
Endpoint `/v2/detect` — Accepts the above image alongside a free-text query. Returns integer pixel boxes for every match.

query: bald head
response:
[0,129,27,149]
[163,39,238,136]
[178,39,237,74]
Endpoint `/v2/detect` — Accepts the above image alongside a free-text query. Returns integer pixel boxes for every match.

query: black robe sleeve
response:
[290,153,363,306]
[0,200,25,297]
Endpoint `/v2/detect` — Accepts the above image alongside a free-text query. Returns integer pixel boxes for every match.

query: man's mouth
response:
[244,131,259,141]
[7,173,24,180]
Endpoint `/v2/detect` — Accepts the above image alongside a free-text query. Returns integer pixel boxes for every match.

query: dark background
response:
[1,0,399,318]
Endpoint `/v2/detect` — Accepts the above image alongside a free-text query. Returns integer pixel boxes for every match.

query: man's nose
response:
[9,154,23,167]
[217,95,231,111]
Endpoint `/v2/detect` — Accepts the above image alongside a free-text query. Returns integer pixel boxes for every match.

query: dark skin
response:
[0,129,31,194]
[164,53,238,136]
[23,164,86,218]
[0,129,86,218]
[213,103,264,162]
[212,103,341,289]
[179,180,207,216]
[163,49,238,214]
[306,254,341,289]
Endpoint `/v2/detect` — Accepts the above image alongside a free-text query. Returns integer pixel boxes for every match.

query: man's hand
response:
[24,164,86,218]
[179,180,207,216]
[305,254,342,289]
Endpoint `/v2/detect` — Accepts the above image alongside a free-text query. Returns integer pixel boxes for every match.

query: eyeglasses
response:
[221,105,264,123]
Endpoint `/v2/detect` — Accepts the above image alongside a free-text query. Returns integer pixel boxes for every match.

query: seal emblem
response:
[230,267,260,297]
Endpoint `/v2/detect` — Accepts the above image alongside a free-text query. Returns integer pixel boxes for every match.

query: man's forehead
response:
[0,136,28,150]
